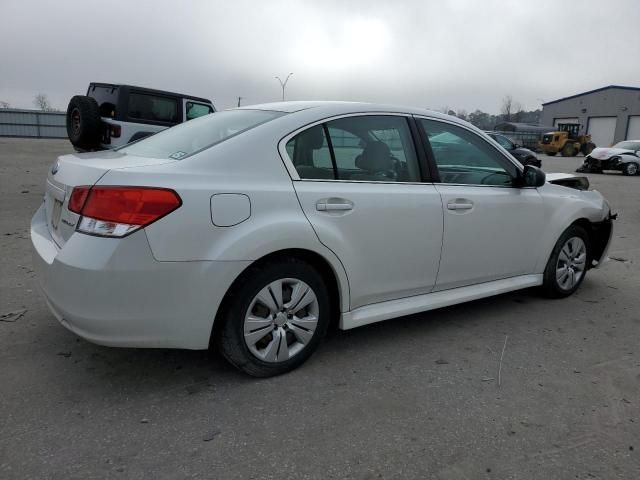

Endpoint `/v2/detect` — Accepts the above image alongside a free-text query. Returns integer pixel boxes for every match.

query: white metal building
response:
[541,85,640,147]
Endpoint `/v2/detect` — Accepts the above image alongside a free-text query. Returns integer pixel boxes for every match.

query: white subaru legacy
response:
[31,102,614,376]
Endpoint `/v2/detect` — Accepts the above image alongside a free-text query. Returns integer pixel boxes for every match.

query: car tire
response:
[622,162,639,176]
[66,96,101,149]
[541,225,591,298]
[216,258,330,377]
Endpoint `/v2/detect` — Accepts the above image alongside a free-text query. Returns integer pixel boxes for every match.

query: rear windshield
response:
[118,109,285,159]
[88,84,118,118]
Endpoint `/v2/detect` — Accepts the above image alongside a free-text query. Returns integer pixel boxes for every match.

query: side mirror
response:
[521,165,546,187]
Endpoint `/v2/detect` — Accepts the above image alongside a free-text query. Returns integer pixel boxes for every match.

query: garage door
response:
[627,116,640,140]
[588,117,617,147]
[554,117,579,127]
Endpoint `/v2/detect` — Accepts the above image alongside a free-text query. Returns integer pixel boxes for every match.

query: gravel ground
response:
[1,137,639,480]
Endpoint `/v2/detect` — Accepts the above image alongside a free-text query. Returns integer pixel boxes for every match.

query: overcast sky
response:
[1,0,639,113]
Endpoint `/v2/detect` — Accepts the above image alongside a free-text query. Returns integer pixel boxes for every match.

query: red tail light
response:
[110,125,121,138]
[68,186,181,237]
[68,186,90,214]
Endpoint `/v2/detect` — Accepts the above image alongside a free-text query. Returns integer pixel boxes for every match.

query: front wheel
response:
[542,225,591,298]
[622,162,639,176]
[216,258,330,377]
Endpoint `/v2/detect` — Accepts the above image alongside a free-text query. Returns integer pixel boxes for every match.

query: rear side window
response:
[287,115,420,182]
[128,93,178,124]
[119,109,284,159]
[186,102,214,120]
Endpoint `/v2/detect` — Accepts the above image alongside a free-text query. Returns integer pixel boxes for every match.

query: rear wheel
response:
[622,162,639,176]
[216,258,330,377]
[542,225,590,298]
[66,96,101,149]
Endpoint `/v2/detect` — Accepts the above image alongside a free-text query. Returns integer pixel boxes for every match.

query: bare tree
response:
[513,101,524,122]
[501,95,513,122]
[34,93,53,111]
[0,100,10,109]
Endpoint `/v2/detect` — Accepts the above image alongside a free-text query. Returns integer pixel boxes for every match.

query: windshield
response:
[119,109,285,159]
[613,141,640,151]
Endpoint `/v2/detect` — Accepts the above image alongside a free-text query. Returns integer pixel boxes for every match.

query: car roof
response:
[236,100,464,123]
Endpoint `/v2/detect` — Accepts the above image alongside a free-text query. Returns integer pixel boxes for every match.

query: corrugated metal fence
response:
[0,109,67,138]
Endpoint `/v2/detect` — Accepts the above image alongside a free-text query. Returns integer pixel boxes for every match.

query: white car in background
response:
[32,102,614,376]
[577,140,640,176]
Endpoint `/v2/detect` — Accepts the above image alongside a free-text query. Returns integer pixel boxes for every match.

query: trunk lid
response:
[44,150,175,247]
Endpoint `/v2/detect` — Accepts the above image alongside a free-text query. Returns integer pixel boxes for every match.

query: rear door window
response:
[286,115,421,182]
[128,92,178,124]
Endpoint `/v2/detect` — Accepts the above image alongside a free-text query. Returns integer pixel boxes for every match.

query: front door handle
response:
[447,200,474,211]
[316,198,354,211]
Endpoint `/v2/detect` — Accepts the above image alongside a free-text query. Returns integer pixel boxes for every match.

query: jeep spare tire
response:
[66,95,101,149]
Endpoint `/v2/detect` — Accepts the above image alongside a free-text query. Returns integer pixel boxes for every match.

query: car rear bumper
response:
[31,204,250,349]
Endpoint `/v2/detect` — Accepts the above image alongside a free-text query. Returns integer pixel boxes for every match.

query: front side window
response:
[287,115,420,182]
[128,93,178,123]
[421,119,518,186]
[186,102,214,120]
[119,109,284,159]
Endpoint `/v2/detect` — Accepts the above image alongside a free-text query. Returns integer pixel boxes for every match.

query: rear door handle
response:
[447,201,474,211]
[316,198,354,211]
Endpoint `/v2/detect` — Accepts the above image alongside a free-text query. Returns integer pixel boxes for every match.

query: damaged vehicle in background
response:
[32,101,615,377]
[577,140,640,176]
[66,83,215,152]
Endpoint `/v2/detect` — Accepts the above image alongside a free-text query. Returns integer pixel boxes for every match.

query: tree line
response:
[0,94,60,112]
[436,95,542,131]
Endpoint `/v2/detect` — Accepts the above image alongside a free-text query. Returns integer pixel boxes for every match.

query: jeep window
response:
[186,102,213,120]
[88,85,118,118]
[128,93,178,124]
[119,109,284,159]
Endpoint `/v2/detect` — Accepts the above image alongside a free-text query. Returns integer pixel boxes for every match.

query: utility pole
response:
[275,73,293,101]
[237,96,243,107]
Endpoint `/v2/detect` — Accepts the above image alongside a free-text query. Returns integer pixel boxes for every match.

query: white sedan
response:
[31,102,614,376]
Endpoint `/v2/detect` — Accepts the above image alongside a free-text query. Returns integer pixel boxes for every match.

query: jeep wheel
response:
[66,96,101,149]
